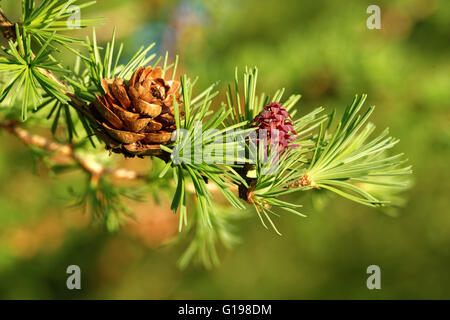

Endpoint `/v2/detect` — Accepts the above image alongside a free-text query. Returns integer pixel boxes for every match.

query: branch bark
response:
[0,7,14,40]
[0,119,146,181]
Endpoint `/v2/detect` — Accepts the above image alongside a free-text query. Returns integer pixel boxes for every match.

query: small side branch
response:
[0,7,14,40]
[0,7,95,122]
[0,119,146,181]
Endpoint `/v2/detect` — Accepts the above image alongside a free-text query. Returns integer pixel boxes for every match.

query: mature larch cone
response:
[89,66,181,158]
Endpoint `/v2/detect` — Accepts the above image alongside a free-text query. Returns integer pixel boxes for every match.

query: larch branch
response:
[0,119,146,181]
[0,7,95,122]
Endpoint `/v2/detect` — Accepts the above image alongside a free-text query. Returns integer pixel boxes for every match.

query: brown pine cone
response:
[89,66,182,157]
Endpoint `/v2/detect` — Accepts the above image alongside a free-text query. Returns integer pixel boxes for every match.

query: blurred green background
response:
[0,0,449,299]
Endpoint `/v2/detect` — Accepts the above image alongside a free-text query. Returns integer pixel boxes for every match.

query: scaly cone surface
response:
[89,66,182,157]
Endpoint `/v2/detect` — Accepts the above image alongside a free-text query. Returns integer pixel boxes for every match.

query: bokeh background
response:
[0,0,449,299]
